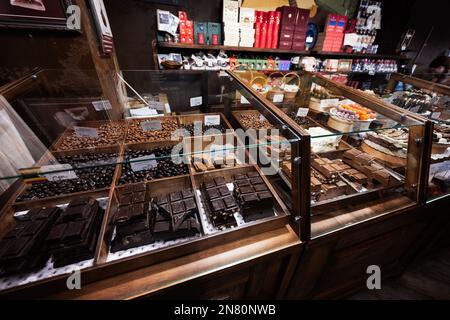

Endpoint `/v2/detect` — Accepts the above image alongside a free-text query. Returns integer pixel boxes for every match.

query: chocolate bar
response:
[46,197,104,267]
[0,207,61,274]
[202,178,237,228]
[150,188,201,239]
[233,172,273,218]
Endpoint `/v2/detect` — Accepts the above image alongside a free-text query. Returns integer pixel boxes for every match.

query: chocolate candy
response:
[233,173,273,218]
[126,118,180,143]
[16,153,117,202]
[235,111,274,130]
[202,178,238,228]
[46,197,104,267]
[181,124,227,136]
[119,147,188,185]
[56,122,126,151]
[150,188,201,240]
[0,207,61,274]
[288,112,312,126]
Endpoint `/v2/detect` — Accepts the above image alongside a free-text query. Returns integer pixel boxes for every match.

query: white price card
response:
[259,114,267,121]
[240,95,250,104]
[409,106,420,113]
[74,126,99,138]
[92,100,112,111]
[320,98,339,108]
[296,108,309,117]
[141,120,162,131]
[130,154,158,172]
[431,112,441,120]
[204,115,221,126]
[273,94,284,103]
[41,164,78,181]
[148,101,165,111]
[190,96,203,107]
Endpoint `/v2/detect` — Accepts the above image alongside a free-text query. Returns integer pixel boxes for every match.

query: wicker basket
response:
[266,72,285,103]
[281,72,301,104]
[249,75,269,98]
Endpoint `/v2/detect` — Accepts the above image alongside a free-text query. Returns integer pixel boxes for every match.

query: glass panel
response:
[381,74,450,202]
[231,70,424,238]
[0,69,301,291]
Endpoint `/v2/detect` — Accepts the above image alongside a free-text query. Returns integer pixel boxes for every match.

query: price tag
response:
[190,96,203,107]
[296,108,309,117]
[320,98,339,109]
[92,100,112,111]
[240,95,250,104]
[148,101,165,111]
[140,120,162,131]
[204,115,221,126]
[259,114,267,122]
[74,126,98,138]
[41,164,78,181]
[431,112,441,120]
[130,154,158,172]
[273,94,284,103]
[368,70,375,76]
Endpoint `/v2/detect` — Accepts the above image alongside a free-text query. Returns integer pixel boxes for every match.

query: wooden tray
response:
[50,120,127,152]
[115,140,189,187]
[124,115,181,144]
[12,145,122,211]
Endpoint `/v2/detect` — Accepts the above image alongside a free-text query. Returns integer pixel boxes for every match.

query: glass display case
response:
[229,70,430,238]
[0,69,302,295]
[384,73,450,203]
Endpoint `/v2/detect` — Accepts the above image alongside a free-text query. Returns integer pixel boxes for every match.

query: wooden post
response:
[75,0,124,120]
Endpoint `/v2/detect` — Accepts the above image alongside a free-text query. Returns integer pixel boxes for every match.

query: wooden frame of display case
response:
[226,70,433,240]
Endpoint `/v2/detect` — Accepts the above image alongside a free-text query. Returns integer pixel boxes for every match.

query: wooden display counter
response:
[1,225,301,299]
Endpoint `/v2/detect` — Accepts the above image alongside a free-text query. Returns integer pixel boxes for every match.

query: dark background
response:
[0,0,449,85]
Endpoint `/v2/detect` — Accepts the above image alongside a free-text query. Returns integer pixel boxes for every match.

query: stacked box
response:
[277,6,297,49]
[315,14,347,52]
[207,22,222,45]
[239,7,255,47]
[179,11,193,44]
[292,8,309,51]
[194,21,207,45]
[223,0,239,46]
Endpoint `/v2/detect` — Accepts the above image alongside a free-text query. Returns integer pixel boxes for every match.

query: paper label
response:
[320,98,339,108]
[296,108,309,117]
[240,95,250,104]
[74,126,99,138]
[92,100,112,111]
[431,112,441,120]
[204,115,221,126]
[140,120,162,131]
[148,101,165,111]
[273,94,284,103]
[41,164,78,181]
[130,154,158,172]
[259,114,267,121]
[130,107,158,117]
[190,96,203,107]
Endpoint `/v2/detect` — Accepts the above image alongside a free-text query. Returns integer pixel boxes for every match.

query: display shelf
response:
[157,41,409,60]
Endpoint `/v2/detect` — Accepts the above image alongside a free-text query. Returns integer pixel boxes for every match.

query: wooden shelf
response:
[157,42,409,60]
[157,41,309,55]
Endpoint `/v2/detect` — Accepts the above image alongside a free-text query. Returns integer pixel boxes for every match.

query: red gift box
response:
[277,6,297,27]
[295,9,309,30]
[260,22,268,48]
[279,40,292,49]
[271,11,281,48]
[254,22,261,48]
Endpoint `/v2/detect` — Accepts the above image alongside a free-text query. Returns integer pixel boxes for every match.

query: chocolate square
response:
[235,179,250,188]
[204,180,216,189]
[133,183,146,192]
[183,198,197,212]
[250,177,264,184]
[132,192,145,203]
[218,185,230,197]
[171,201,185,215]
[234,174,248,181]
[241,193,259,202]
[254,184,268,192]
[247,171,259,178]
[258,191,273,200]
[119,194,132,206]
[131,203,145,216]
[182,189,194,199]
[214,177,226,186]
[207,188,220,199]
[211,199,225,212]
[238,186,254,194]
[170,192,183,202]
[223,196,236,209]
